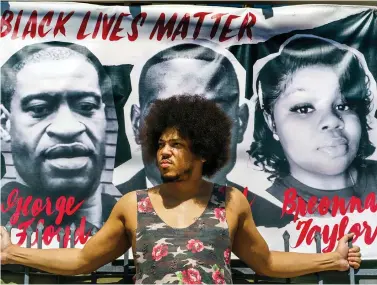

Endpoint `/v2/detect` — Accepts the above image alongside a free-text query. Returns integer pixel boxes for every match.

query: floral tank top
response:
[134,184,233,284]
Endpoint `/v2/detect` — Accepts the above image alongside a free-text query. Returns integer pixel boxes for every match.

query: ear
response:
[236,103,249,143]
[131,104,141,145]
[0,104,11,142]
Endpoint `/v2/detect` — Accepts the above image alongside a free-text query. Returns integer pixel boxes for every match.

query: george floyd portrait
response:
[249,34,377,211]
[0,41,118,230]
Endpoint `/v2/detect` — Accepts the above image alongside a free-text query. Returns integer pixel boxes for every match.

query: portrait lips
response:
[159,159,172,169]
[318,137,349,158]
[43,143,94,171]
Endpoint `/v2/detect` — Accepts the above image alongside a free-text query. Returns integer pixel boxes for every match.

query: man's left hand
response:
[335,233,361,271]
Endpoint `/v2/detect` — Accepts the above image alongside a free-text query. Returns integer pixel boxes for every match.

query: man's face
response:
[157,128,201,182]
[9,55,106,198]
[133,58,248,185]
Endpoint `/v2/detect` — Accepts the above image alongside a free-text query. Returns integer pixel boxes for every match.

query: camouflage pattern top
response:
[134,184,233,284]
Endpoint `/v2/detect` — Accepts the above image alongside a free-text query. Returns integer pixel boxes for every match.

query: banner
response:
[1,2,376,259]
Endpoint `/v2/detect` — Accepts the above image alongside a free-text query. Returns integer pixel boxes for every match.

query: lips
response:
[321,137,348,148]
[44,143,92,159]
[43,143,93,171]
[318,137,349,158]
[160,159,172,168]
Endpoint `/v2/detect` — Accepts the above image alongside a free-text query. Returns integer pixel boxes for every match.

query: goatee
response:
[160,167,192,183]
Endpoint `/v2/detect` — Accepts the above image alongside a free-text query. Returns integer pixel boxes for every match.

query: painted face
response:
[157,128,201,182]
[10,55,106,198]
[272,65,361,178]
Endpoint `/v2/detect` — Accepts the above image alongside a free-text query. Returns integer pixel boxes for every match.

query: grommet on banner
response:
[1,1,9,13]
[130,4,141,18]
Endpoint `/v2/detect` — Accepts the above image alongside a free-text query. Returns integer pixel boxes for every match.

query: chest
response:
[152,199,214,229]
[129,191,239,252]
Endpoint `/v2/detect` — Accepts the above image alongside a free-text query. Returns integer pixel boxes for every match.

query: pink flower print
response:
[212,269,226,284]
[219,186,226,194]
[224,248,231,264]
[181,268,202,284]
[186,239,204,253]
[137,197,153,213]
[151,243,168,261]
[214,207,226,222]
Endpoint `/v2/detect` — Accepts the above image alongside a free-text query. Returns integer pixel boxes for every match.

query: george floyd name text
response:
[1,188,91,248]
[1,10,256,42]
[282,188,377,252]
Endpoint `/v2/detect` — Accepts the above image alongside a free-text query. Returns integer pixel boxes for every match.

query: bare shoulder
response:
[225,187,250,213]
[117,190,137,208]
[146,185,160,195]
[223,186,251,240]
[111,191,138,222]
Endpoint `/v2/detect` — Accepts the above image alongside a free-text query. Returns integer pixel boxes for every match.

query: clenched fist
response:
[334,233,362,271]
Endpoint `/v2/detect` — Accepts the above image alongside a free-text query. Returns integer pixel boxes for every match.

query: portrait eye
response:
[74,98,100,115]
[290,104,314,114]
[336,104,350,111]
[25,102,53,118]
[78,103,97,112]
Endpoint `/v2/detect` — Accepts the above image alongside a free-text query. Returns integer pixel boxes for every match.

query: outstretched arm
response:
[231,190,361,278]
[1,192,136,275]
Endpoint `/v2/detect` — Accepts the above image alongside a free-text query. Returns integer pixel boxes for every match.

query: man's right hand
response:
[1,226,14,265]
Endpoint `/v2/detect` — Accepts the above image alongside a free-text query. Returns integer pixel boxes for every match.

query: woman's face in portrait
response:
[271,65,362,178]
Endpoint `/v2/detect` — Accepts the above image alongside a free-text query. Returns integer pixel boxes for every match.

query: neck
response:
[76,189,102,228]
[289,165,357,190]
[160,177,211,201]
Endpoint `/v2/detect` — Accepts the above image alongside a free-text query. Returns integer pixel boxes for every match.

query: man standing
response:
[0,41,117,230]
[1,96,361,284]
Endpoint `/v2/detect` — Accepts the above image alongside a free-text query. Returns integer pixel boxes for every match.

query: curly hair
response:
[139,95,232,177]
[248,35,375,179]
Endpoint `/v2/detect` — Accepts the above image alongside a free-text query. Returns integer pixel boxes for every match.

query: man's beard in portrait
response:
[161,167,193,183]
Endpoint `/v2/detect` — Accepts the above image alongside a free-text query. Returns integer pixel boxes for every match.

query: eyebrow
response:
[281,87,309,99]
[20,91,102,106]
[158,138,185,143]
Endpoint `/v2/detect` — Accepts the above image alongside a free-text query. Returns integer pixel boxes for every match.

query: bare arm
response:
[231,189,361,278]
[1,192,136,275]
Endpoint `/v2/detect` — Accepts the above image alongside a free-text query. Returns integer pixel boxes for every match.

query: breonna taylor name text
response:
[282,188,377,252]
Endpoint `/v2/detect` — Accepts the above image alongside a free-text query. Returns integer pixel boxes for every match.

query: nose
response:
[160,144,172,158]
[319,110,345,131]
[46,104,85,139]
